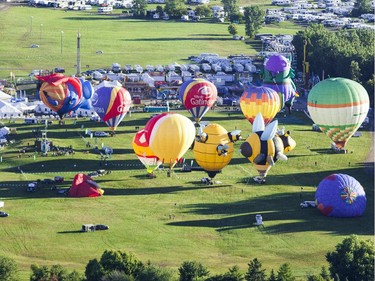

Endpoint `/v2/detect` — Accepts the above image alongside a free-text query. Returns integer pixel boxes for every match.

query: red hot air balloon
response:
[179,78,217,123]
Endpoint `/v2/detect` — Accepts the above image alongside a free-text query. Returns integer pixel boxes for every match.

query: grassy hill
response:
[0,5,301,79]
[0,109,373,280]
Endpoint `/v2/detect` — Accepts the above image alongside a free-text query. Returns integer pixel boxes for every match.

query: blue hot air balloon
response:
[315,173,366,218]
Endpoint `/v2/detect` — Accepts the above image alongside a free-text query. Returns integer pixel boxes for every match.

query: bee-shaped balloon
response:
[194,123,241,184]
[240,113,278,183]
[273,127,296,162]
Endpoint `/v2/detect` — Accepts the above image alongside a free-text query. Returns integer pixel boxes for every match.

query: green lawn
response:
[0,110,373,280]
[0,6,303,79]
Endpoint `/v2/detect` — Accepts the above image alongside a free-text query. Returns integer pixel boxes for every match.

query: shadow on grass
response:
[123,37,232,42]
[57,230,84,234]
[166,190,374,236]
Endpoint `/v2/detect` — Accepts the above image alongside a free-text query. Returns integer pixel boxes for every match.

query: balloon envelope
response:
[262,54,297,105]
[132,129,160,174]
[179,78,217,123]
[315,173,366,217]
[307,78,369,148]
[193,123,234,178]
[146,113,195,169]
[37,73,83,118]
[93,81,132,131]
[240,85,281,125]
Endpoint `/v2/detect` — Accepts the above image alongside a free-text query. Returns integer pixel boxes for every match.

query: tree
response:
[85,259,105,281]
[0,256,18,281]
[195,5,212,18]
[136,263,174,281]
[243,6,264,38]
[30,264,50,281]
[276,263,295,281]
[228,23,238,37]
[164,0,187,18]
[178,260,209,281]
[221,0,239,18]
[351,0,373,17]
[132,0,147,17]
[245,258,267,281]
[268,269,276,281]
[205,265,243,281]
[101,270,135,281]
[326,235,374,281]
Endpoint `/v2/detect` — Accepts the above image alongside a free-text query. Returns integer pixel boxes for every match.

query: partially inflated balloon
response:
[93,81,132,131]
[307,78,369,149]
[146,113,195,169]
[37,73,83,118]
[240,85,281,125]
[315,173,366,217]
[132,129,161,174]
[179,78,217,123]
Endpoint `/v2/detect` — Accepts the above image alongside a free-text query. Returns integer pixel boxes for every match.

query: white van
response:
[98,6,113,13]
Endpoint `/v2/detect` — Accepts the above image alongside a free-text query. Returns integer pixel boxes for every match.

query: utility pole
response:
[76,32,81,76]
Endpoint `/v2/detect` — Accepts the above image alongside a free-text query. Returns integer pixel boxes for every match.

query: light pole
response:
[30,16,33,34]
[40,24,43,42]
[60,31,64,54]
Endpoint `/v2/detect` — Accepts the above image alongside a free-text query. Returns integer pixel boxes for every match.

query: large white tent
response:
[0,90,11,101]
[0,100,23,118]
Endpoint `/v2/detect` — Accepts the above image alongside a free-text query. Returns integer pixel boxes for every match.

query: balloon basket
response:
[253,176,266,184]
[330,143,347,154]
[201,177,214,185]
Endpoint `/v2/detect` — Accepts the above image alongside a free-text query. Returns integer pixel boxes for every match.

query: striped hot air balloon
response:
[307,78,370,149]
[92,81,132,131]
[132,129,161,175]
[240,84,281,125]
[179,78,217,123]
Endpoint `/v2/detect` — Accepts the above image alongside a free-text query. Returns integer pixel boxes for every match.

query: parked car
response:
[95,224,109,230]
[94,131,108,137]
[300,201,317,208]
[0,211,9,217]
[30,44,39,48]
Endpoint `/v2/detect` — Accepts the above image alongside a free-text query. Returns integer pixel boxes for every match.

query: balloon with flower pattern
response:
[315,173,366,217]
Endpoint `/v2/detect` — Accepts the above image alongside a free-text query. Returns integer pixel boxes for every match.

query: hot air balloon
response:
[240,113,279,183]
[193,123,241,184]
[179,78,217,123]
[92,81,132,132]
[240,84,281,125]
[315,173,366,217]
[261,54,298,109]
[37,73,88,118]
[307,78,370,150]
[132,129,161,177]
[145,112,195,175]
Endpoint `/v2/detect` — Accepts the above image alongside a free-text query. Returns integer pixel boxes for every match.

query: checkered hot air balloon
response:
[307,78,370,149]
[240,84,281,125]
[179,78,217,123]
[92,81,132,131]
[315,173,366,217]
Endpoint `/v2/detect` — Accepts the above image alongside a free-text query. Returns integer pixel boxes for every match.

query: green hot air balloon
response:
[307,78,369,149]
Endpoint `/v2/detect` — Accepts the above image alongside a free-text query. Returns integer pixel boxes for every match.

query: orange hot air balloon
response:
[240,85,281,125]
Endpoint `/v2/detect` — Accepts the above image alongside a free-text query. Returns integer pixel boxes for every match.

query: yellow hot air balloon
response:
[147,113,195,174]
[193,123,241,184]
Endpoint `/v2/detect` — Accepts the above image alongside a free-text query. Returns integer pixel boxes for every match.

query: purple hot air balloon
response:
[315,174,366,218]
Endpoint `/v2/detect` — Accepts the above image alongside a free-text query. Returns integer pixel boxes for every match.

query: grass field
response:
[0,5,301,79]
[0,109,373,280]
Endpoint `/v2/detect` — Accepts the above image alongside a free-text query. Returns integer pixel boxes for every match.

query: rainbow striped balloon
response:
[240,85,281,125]
[307,78,369,149]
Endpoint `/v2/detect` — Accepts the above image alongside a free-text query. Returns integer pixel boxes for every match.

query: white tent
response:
[0,100,22,118]
[0,90,11,101]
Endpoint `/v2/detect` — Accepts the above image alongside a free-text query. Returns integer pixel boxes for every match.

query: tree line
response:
[292,24,374,103]
[0,235,373,281]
